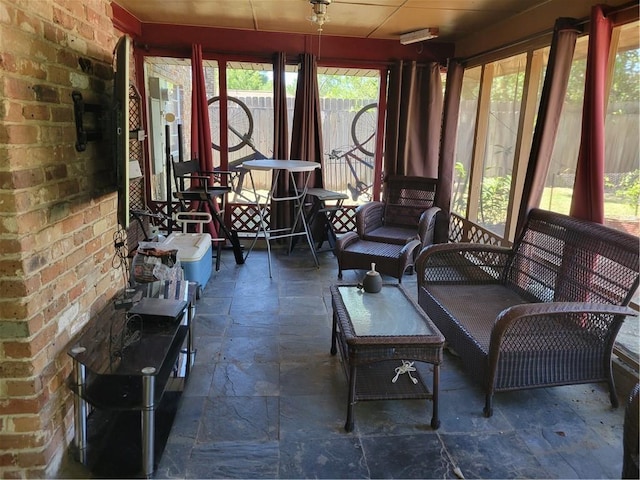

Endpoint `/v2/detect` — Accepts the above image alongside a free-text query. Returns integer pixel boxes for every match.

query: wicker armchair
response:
[416,208,639,417]
[355,175,439,245]
[334,175,442,282]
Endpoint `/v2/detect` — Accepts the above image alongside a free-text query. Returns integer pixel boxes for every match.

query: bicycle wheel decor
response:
[351,103,377,157]
[208,96,254,152]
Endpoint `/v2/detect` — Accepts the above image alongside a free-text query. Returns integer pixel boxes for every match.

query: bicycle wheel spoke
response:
[208,96,254,152]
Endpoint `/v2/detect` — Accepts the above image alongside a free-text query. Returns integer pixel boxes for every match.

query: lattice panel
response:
[449,213,510,247]
[333,206,356,234]
[128,84,145,212]
[228,203,355,236]
[449,214,464,243]
[230,203,270,235]
[129,177,145,210]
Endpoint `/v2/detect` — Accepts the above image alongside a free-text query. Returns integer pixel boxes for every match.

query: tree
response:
[317,74,379,100]
[227,69,272,91]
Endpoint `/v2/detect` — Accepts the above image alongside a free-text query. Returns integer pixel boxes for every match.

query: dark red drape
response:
[569,5,612,223]
[290,53,324,188]
[515,18,580,236]
[271,52,291,232]
[383,61,443,179]
[190,44,219,238]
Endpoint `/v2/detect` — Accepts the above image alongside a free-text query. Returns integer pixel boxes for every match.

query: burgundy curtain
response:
[569,5,612,223]
[270,52,291,232]
[190,44,219,238]
[515,18,580,236]
[384,61,443,179]
[436,59,464,215]
[290,53,324,188]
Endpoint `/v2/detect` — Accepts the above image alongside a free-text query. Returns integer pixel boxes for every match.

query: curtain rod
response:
[462,1,637,65]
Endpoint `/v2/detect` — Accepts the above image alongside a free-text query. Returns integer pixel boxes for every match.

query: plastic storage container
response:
[161,232,212,291]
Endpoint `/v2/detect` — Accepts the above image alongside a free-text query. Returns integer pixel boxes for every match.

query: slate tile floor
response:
[59,246,626,479]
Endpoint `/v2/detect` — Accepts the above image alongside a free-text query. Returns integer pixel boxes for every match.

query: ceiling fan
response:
[309,0,331,31]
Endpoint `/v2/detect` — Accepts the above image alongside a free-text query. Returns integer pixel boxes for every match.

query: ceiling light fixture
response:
[309,0,331,32]
[400,28,439,45]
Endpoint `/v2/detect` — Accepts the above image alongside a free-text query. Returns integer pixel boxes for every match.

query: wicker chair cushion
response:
[342,239,407,259]
[428,284,527,350]
[362,225,418,245]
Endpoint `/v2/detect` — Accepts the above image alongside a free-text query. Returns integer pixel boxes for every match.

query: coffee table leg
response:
[345,364,357,432]
[430,363,440,430]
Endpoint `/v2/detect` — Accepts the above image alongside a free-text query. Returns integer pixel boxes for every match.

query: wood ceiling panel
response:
[113,0,632,44]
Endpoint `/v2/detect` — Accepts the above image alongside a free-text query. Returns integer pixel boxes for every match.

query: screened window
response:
[452,66,480,216]
[144,57,192,202]
[477,54,527,236]
[317,70,381,206]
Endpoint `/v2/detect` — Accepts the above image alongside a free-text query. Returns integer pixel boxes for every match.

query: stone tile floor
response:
[58,246,627,479]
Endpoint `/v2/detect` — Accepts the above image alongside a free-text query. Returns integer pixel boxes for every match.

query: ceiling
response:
[112,0,558,44]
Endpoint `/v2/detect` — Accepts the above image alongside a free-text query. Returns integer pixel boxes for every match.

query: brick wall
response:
[0,0,124,477]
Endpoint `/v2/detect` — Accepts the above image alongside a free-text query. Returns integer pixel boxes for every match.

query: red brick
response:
[73,225,93,246]
[15,10,43,36]
[15,211,46,237]
[0,432,46,450]
[3,77,35,101]
[6,377,42,397]
[22,104,50,121]
[0,452,18,467]
[51,6,74,30]
[56,48,77,68]
[0,259,23,276]
[67,283,83,302]
[32,84,60,103]
[43,22,60,43]
[58,178,80,197]
[0,124,39,145]
[0,274,40,297]
[9,168,45,188]
[0,52,17,73]
[10,415,41,433]
[60,0,85,19]
[50,105,73,122]
[0,239,22,255]
[26,313,45,336]
[1,101,23,122]
[38,261,63,289]
[77,21,94,42]
[3,341,31,359]
[0,28,35,58]
[0,302,28,322]
[42,293,68,321]
[3,469,24,479]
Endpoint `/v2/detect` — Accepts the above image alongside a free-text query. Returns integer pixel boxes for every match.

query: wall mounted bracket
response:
[72,91,104,152]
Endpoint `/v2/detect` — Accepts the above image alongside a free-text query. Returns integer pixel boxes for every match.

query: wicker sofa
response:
[416,208,639,416]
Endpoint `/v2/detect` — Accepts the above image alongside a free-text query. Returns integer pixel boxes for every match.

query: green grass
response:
[540,187,639,219]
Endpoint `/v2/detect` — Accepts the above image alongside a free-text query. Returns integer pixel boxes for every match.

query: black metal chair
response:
[172,159,244,270]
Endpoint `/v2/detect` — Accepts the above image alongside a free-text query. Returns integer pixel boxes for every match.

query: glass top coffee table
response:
[330,283,445,431]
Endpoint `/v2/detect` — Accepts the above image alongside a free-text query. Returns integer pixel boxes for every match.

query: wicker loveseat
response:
[416,208,639,416]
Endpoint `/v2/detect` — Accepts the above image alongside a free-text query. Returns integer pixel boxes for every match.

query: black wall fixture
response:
[72,90,104,152]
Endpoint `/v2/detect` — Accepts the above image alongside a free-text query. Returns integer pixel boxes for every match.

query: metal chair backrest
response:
[173,159,202,192]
